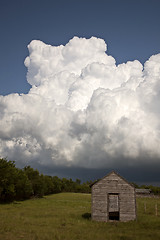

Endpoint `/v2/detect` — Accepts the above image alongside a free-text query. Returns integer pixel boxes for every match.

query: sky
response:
[0,0,160,184]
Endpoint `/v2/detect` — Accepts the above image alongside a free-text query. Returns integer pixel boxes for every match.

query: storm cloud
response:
[0,36,160,179]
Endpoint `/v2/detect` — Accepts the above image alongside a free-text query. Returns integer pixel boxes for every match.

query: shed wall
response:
[91,172,136,222]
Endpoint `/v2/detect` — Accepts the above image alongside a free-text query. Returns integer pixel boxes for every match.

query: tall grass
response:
[0,193,160,240]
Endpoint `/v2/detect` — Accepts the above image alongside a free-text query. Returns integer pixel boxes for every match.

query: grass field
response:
[0,193,160,240]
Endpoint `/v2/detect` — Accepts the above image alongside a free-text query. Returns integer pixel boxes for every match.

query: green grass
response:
[0,193,160,240]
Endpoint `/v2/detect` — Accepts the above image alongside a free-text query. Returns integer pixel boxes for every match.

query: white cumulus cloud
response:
[0,36,160,172]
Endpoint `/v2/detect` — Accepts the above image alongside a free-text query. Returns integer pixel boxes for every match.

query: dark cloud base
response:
[28,159,160,186]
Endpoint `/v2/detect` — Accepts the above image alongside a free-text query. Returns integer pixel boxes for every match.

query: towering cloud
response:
[0,37,160,173]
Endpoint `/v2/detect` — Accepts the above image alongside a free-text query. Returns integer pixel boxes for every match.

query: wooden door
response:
[108,194,119,212]
[108,194,119,220]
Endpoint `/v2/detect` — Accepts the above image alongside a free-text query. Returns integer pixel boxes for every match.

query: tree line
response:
[1,158,160,203]
[0,158,91,203]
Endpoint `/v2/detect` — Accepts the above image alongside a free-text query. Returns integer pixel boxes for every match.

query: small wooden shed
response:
[91,171,136,222]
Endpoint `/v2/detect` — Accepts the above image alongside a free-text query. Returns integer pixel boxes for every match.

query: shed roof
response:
[135,188,151,194]
[90,170,135,189]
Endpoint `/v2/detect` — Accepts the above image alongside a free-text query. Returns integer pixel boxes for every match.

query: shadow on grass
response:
[82,212,91,220]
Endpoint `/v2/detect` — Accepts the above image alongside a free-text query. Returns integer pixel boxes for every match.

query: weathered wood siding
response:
[91,171,136,222]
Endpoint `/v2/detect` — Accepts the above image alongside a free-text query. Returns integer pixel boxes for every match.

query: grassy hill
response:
[0,193,160,240]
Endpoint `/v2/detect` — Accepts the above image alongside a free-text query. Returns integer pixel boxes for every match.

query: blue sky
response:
[0,0,160,95]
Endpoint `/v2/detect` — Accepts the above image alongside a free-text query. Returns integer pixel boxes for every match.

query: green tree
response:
[0,158,17,202]
[52,176,62,193]
[42,175,54,195]
[24,166,44,197]
[14,169,33,200]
